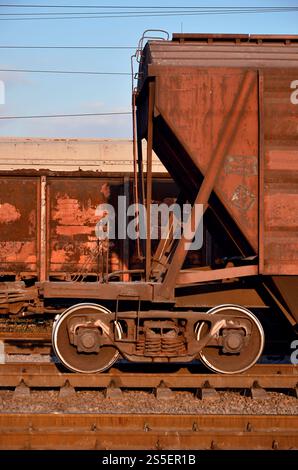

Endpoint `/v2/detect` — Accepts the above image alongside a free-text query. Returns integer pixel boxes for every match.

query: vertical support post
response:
[132,91,142,260]
[150,192,184,280]
[122,175,130,281]
[202,226,212,267]
[258,70,264,273]
[39,175,47,282]
[146,82,155,281]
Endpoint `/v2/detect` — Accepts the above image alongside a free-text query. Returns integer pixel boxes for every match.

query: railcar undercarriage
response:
[51,302,264,374]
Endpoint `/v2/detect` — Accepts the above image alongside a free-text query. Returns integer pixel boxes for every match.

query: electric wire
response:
[0,112,131,120]
[0,68,130,75]
[0,7,296,20]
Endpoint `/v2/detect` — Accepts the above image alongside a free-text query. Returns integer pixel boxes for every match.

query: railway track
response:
[0,330,297,392]
[1,336,297,450]
[0,363,297,392]
[0,413,297,450]
[0,329,51,354]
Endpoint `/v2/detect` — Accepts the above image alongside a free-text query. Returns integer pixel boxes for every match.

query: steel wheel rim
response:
[196,304,265,374]
[52,303,121,374]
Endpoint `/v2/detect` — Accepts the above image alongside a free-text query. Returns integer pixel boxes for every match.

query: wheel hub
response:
[222,328,245,353]
[76,328,101,353]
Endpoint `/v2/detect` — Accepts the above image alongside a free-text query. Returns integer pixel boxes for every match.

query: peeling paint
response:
[0,203,21,224]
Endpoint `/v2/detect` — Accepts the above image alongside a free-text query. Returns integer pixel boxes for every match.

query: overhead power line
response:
[0,68,130,75]
[0,112,132,120]
[0,9,239,16]
[0,45,135,49]
[0,4,294,9]
[1,7,295,16]
[0,7,297,20]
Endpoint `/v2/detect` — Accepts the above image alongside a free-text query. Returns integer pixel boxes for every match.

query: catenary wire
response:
[0,112,132,120]
[0,8,297,20]
[0,4,295,9]
[0,68,131,75]
[0,45,135,49]
[0,7,296,16]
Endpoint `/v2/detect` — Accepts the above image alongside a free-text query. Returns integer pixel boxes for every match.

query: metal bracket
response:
[115,295,141,342]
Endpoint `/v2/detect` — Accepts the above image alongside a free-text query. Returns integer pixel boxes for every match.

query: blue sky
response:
[0,0,297,138]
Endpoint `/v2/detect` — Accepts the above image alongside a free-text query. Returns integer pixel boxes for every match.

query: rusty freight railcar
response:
[0,138,172,282]
[1,35,298,376]
[132,33,298,372]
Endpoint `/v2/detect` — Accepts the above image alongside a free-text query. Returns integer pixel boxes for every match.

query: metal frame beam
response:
[145,82,155,281]
[177,265,258,285]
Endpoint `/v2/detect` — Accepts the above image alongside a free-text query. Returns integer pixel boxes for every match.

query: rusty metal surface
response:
[4,344,51,355]
[271,276,298,324]
[0,172,180,285]
[174,286,266,308]
[0,282,37,315]
[153,67,258,254]
[42,281,154,300]
[137,33,298,301]
[172,33,250,41]
[261,69,298,275]
[0,363,297,389]
[47,177,123,277]
[0,177,39,275]
[156,70,259,298]
[0,331,51,342]
[0,330,52,354]
[172,33,298,42]
[177,265,258,285]
[0,413,297,450]
[145,82,155,281]
[145,34,298,74]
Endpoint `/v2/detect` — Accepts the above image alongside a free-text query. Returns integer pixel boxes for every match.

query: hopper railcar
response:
[0,34,298,374]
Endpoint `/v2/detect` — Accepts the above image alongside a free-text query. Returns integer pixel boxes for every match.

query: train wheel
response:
[196,304,265,374]
[52,303,121,373]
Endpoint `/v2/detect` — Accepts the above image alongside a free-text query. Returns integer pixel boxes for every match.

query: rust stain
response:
[155,68,259,250]
[225,155,257,176]
[231,185,256,213]
[0,241,36,263]
[52,195,99,228]
[0,203,21,224]
[262,69,298,274]
[0,177,38,274]
[265,193,298,227]
[48,179,121,274]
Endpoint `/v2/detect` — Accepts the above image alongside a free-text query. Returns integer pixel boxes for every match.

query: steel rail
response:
[0,331,52,355]
[0,413,297,450]
[0,363,297,389]
[0,331,52,341]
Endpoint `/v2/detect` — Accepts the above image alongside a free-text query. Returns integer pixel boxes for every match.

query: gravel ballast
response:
[0,389,297,415]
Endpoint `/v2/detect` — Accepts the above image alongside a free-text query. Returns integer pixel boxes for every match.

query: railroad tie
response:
[59,379,75,399]
[196,380,218,400]
[104,379,122,399]
[250,380,268,399]
[155,380,174,400]
[14,379,30,398]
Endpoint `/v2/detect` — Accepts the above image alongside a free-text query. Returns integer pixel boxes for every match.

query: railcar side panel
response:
[47,177,123,278]
[261,69,298,274]
[154,67,259,251]
[0,177,39,275]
